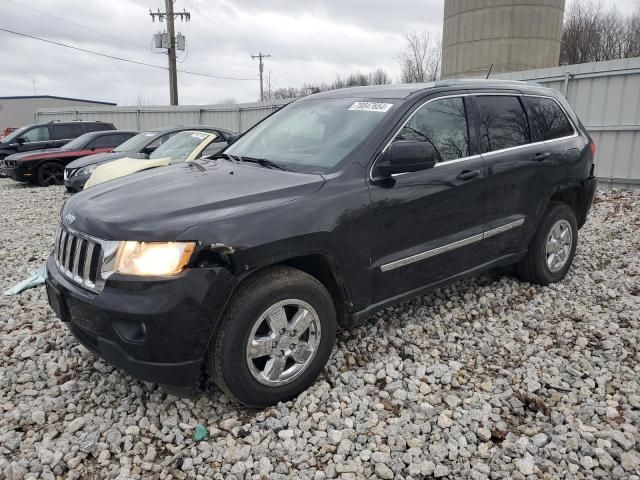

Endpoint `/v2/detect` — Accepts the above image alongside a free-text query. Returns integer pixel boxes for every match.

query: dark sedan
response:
[64,126,237,192]
[1,130,137,186]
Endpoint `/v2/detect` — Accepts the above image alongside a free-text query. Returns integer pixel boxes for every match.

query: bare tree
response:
[398,31,442,83]
[220,97,237,105]
[561,0,640,65]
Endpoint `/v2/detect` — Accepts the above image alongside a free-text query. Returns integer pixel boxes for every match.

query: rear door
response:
[368,94,489,303]
[473,94,547,258]
[521,95,582,184]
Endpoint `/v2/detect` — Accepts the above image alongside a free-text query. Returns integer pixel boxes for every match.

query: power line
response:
[0,27,257,81]
[5,0,150,53]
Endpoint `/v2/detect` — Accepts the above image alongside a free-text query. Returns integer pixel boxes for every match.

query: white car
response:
[84,131,226,189]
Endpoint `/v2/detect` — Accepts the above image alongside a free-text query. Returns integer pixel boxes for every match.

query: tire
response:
[209,266,336,407]
[516,202,578,285]
[36,162,64,186]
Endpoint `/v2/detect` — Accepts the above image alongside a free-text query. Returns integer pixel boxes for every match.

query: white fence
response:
[35,100,290,134]
[36,57,640,188]
[495,57,640,188]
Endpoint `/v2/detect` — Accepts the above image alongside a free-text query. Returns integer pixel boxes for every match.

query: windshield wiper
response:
[239,156,289,171]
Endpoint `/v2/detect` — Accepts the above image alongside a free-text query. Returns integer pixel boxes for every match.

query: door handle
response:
[457,169,482,181]
[533,152,552,161]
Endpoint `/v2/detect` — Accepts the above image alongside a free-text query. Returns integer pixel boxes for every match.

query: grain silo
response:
[441,0,565,79]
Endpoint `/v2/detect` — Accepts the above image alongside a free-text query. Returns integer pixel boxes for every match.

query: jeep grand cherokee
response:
[46,80,597,407]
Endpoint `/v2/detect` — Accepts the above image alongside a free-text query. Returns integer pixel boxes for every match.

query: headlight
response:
[74,164,98,177]
[113,241,196,276]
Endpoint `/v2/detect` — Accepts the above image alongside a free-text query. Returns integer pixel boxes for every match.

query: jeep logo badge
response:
[64,212,76,224]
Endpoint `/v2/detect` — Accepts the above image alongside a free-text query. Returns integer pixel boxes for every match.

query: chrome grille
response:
[54,223,104,291]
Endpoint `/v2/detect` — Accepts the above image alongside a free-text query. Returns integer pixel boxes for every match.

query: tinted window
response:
[522,97,574,141]
[83,123,114,133]
[476,96,530,153]
[87,134,125,149]
[394,97,469,162]
[20,126,50,142]
[50,123,83,140]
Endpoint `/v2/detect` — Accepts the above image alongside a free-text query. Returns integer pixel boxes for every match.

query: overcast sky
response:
[1,0,638,106]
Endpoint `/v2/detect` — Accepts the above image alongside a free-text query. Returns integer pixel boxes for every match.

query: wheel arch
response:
[548,184,589,228]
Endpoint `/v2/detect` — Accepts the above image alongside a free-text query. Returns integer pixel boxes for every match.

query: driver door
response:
[367,95,490,303]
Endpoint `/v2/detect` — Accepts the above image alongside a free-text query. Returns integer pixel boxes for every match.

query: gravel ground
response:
[0,178,639,480]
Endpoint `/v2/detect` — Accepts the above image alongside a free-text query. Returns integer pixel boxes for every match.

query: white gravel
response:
[1,178,639,480]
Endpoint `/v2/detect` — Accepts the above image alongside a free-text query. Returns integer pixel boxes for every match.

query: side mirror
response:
[376,141,437,177]
[16,137,26,145]
[141,145,157,156]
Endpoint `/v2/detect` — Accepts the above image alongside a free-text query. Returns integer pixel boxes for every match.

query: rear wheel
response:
[516,202,578,285]
[36,162,64,186]
[209,267,336,407]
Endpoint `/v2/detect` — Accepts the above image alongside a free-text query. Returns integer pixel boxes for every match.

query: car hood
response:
[66,151,141,169]
[84,157,170,189]
[62,160,325,240]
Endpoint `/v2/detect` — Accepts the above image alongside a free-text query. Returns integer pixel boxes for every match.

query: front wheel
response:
[209,267,336,407]
[36,162,64,186]
[516,202,578,285]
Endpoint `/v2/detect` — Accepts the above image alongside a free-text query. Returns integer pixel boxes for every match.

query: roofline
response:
[0,95,116,105]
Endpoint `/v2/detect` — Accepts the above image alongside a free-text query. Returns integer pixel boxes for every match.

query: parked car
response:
[64,126,235,192]
[46,80,597,407]
[1,127,17,140]
[0,121,116,160]
[1,130,137,186]
[83,130,229,189]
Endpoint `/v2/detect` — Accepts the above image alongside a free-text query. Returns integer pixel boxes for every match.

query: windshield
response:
[2,125,32,143]
[149,131,209,161]
[114,131,157,152]
[225,98,397,173]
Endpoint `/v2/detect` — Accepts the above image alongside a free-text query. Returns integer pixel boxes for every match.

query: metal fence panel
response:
[36,100,290,134]
[495,57,640,188]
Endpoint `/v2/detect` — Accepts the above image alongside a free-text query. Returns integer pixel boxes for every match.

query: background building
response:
[442,0,566,79]
[0,95,115,133]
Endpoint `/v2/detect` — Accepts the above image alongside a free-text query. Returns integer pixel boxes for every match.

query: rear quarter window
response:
[522,97,575,141]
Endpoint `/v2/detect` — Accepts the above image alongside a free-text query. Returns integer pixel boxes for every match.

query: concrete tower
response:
[442,0,565,79]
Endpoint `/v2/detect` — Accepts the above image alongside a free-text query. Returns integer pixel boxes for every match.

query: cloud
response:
[0,0,445,106]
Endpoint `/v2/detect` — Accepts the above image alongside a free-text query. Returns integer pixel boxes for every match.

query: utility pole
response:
[150,2,190,105]
[251,52,271,101]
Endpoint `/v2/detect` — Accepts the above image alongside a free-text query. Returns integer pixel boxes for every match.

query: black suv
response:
[0,121,116,160]
[46,80,597,407]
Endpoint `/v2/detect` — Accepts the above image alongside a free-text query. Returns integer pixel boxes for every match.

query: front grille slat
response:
[53,223,104,292]
[83,242,95,283]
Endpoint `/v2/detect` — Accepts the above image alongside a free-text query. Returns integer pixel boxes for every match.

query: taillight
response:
[589,142,596,156]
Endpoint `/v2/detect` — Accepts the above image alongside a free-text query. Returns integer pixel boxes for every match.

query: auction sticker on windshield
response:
[348,102,393,113]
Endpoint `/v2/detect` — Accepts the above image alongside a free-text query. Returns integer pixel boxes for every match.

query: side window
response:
[394,97,470,162]
[83,123,113,133]
[522,97,574,141]
[199,139,225,158]
[475,96,531,153]
[147,132,177,150]
[50,123,83,140]
[20,126,50,142]
[87,134,121,149]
